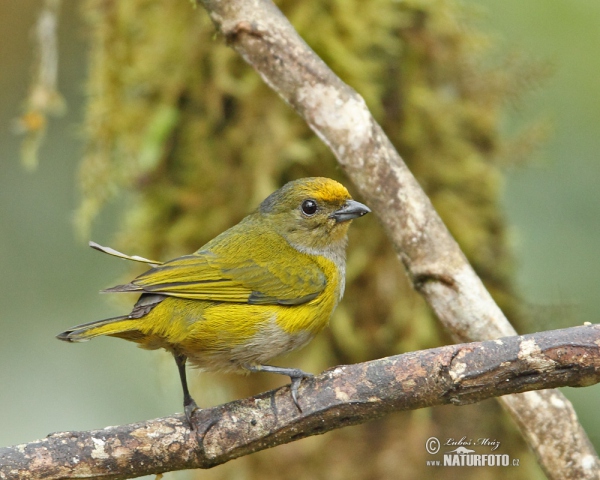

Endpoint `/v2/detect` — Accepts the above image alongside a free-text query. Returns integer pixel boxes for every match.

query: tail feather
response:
[57,316,142,343]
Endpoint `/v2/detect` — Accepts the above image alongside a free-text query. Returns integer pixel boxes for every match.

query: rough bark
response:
[2,324,600,480]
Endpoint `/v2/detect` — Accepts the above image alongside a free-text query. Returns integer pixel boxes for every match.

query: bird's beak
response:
[331,199,371,223]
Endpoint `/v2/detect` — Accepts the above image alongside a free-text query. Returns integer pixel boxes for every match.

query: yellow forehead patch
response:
[301,177,351,204]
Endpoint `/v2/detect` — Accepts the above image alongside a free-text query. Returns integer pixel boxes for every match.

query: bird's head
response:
[259,177,370,255]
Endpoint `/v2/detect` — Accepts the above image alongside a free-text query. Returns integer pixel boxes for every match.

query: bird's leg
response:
[246,364,313,412]
[174,353,198,428]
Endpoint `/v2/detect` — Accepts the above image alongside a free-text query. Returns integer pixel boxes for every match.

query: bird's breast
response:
[275,253,344,336]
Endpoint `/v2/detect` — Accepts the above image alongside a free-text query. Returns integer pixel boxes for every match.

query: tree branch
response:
[2,324,600,479]
[196,0,600,478]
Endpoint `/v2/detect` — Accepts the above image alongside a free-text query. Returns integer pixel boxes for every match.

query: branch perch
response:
[196,0,600,478]
[2,324,600,479]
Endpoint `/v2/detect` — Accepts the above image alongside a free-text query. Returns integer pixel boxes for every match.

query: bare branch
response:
[195,1,600,477]
[2,324,600,479]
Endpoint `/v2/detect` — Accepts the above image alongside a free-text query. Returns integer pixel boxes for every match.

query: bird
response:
[57,177,370,425]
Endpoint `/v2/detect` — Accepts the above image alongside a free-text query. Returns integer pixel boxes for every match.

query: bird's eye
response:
[301,199,318,216]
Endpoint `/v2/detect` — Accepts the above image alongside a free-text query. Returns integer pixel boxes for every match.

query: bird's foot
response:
[184,398,199,429]
[245,364,313,413]
[289,371,313,413]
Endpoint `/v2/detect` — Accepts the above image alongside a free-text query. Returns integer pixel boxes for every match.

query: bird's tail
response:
[56,316,144,343]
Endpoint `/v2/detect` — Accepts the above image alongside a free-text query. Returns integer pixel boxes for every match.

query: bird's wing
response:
[104,230,326,306]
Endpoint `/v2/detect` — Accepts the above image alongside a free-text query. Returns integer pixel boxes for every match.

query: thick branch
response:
[196,1,600,478]
[2,324,600,479]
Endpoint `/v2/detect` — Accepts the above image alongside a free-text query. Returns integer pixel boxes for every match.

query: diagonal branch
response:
[2,324,600,479]
[196,1,600,478]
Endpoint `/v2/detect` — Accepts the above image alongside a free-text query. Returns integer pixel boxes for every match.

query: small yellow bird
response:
[57,177,370,424]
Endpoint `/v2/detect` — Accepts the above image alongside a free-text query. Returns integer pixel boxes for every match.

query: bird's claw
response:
[244,364,313,413]
[184,399,199,429]
[290,372,313,413]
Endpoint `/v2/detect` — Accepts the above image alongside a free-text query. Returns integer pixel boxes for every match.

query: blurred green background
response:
[1,0,599,473]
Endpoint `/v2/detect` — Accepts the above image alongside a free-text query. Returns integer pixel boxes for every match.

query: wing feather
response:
[104,225,326,305]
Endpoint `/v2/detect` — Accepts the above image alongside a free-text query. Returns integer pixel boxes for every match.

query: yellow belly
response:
[132,299,323,371]
[131,255,342,371]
